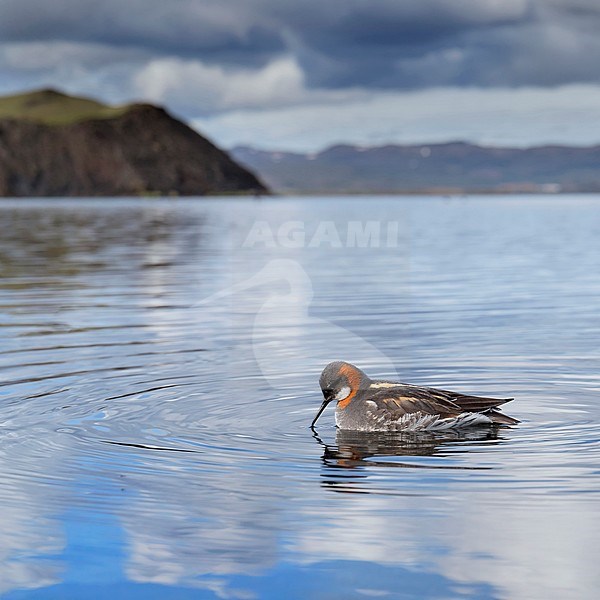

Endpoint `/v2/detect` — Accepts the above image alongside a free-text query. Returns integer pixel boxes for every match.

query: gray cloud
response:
[2,0,600,153]
[0,1,283,66]
[1,0,600,95]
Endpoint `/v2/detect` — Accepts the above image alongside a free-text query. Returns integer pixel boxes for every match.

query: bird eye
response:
[322,388,335,400]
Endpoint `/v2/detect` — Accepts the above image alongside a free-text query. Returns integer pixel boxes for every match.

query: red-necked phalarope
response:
[311,361,519,431]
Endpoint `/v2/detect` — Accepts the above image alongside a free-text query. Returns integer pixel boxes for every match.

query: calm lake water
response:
[0,195,599,600]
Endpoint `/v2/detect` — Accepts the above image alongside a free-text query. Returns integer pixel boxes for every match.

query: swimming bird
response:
[311,361,518,431]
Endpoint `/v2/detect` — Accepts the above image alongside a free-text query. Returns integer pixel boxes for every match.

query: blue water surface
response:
[0,195,599,599]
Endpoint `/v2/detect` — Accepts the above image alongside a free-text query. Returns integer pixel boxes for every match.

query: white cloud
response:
[2,36,600,152]
[133,56,306,112]
[192,84,600,151]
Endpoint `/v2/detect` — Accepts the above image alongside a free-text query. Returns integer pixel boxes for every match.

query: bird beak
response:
[311,390,334,429]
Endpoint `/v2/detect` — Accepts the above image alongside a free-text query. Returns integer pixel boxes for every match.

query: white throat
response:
[335,386,351,402]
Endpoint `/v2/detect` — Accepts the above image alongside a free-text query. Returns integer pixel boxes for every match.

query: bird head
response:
[311,361,370,428]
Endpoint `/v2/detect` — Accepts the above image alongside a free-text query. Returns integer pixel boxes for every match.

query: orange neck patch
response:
[337,363,362,409]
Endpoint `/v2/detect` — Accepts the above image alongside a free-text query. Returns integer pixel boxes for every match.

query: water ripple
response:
[0,197,599,599]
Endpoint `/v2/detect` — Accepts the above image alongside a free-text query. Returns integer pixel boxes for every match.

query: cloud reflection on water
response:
[0,198,599,599]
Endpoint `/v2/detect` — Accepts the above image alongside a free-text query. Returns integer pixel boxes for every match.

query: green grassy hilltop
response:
[0,88,267,196]
[0,88,129,125]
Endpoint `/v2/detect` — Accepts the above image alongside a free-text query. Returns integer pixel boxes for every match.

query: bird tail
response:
[487,409,520,425]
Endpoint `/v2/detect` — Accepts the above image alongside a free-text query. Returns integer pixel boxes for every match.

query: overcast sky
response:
[2,0,600,151]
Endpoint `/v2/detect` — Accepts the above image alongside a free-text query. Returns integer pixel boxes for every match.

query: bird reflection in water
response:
[314,427,506,494]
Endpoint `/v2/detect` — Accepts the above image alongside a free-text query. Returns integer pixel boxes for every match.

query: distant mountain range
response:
[0,89,267,197]
[232,142,600,194]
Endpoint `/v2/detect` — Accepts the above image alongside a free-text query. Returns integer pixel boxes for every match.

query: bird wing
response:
[368,383,513,417]
[448,392,514,412]
[429,387,514,412]
[367,385,462,417]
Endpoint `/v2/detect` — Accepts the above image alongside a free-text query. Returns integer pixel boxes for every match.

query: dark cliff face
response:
[0,103,268,197]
